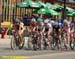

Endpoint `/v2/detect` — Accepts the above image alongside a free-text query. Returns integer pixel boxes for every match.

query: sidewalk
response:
[0,35,29,45]
[0,35,11,44]
[0,34,10,39]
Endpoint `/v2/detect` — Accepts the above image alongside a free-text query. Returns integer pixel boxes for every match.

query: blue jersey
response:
[58,20,63,28]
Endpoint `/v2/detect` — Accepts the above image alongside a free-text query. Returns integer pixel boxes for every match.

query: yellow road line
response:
[0,52,75,59]
[1,56,30,59]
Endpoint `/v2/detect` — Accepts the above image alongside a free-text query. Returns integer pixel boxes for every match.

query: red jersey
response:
[30,22,37,29]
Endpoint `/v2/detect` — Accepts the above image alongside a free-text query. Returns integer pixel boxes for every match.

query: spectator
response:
[22,14,30,26]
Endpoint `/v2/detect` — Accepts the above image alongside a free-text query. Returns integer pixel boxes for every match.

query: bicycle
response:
[11,29,25,50]
[43,31,51,50]
[37,30,43,50]
[50,31,60,50]
[60,31,68,50]
[70,31,75,50]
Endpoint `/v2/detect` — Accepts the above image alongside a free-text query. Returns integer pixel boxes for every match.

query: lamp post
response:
[62,0,66,20]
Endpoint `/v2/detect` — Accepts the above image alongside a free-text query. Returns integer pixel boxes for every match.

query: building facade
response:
[0,0,44,21]
[0,0,75,21]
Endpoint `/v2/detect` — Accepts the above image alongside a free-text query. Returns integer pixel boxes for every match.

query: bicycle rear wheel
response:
[18,37,25,49]
[70,38,75,50]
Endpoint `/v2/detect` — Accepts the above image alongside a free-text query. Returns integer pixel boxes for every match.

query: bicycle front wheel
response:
[11,36,17,50]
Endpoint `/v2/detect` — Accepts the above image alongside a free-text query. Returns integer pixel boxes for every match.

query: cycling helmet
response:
[54,22,58,25]
[31,18,36,22]
[15,18,20,23]
[44,19,49,23]
[50,20,55,24]
[37,18,43,23]
[63,20,68,23]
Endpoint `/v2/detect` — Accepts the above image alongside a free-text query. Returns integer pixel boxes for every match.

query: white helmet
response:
[31,18,36,22]
[63,20,68,23]
[44,19,49,23]
[54,22,58,25]
[50,20,55,24]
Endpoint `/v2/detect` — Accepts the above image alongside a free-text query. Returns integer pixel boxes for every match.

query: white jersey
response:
[44,23,52,32]
[48,23,53,32]
[67,21,71,33]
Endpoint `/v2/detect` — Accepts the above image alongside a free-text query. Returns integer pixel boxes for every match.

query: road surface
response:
[0,36,75,59]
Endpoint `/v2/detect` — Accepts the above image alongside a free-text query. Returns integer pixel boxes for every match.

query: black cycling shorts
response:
[38,29,41,32]
[45,28,49,32]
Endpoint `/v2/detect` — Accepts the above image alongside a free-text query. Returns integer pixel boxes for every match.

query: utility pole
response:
[62,0,66,20]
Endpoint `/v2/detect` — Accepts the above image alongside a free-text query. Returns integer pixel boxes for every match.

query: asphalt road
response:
[28,52,75,59]
[0,37,62,56]
[0,36,75,59]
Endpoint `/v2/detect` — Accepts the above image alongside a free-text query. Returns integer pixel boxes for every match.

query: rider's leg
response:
[18,30,24,45]
[47,31,51,47]
[66,32,70,48]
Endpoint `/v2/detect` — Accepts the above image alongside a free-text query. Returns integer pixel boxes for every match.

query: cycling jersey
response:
[18,22,24,33]
[44,25,49,32]
[53,25,59,34]
[31,22,37,27]
[37,22,44,31]
[19,22,24,30]
[63,23,68,33]
[37,24,43,31]
[13,24,19,30]
[44,23,52,32]
[71,22,75,29]
[29,22,37,32]
[58,20,63,28]
[30,22,37,29]
[71,22,75,33]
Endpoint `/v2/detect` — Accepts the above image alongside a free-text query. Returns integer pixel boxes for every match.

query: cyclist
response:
[12,18,24,46]
[43,19,52,47]
[37,17,44,33]
[43,19,52,35]
[29,18,37,32]
[70,20,75,41]
[52,22,60,37]
[58,19,63,45]
[52,21,62,50]
[62,20,70,48]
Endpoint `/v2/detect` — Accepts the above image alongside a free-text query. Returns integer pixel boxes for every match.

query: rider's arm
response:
[33,27,36,31]
[42,26,45,33]
[48,23,52,35]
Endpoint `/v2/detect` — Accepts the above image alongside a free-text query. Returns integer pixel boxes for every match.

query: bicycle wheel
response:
[32,32,38,50]
[18,37,25,49]
[18,31,25,49]
[69,38,75,50]
[37,37,41,50]
[11,35,17,50]
[50,36,57,50]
